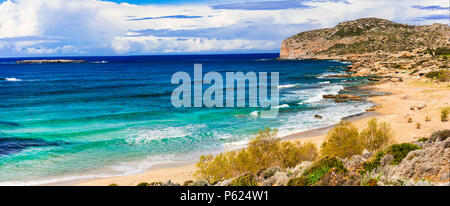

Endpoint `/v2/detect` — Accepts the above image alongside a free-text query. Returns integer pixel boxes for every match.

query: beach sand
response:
[75,78,450,186]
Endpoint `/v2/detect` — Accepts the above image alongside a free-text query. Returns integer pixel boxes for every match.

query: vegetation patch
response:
[287,176,309,186]
[441,107,450,122]
[360,118,393,151]
[194,128,318,183]
[230,173,258,186]
[321,119,393,158]
[426,69,450,82]
[321,121,363,158]
[301,157,347,186]
[363,143,420,173]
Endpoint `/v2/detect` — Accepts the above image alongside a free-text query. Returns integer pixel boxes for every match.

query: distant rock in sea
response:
[16,59,86,64]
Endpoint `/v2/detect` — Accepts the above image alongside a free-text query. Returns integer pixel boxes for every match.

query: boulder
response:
[189,179,209,186]
[263,172,289,186]
[262,166,282,179]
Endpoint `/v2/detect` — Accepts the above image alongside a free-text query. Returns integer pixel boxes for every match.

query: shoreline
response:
[74,74,450,186]
[69,110,380,186]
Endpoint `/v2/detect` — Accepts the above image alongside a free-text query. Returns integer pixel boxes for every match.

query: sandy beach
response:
[74,76,450,186]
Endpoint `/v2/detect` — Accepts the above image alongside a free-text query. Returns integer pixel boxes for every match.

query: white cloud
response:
[111,35,277,53]
[24,45,78,54]
[0,0,447,56]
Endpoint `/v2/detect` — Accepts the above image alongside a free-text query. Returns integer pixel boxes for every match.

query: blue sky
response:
[0,0,448,57]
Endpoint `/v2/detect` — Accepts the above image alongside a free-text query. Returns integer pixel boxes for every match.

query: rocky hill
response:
[279,18,450,59]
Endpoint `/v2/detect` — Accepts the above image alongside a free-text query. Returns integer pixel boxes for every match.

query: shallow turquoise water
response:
[0,54,373,185]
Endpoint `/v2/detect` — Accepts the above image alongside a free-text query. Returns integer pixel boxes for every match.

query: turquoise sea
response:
[0,53,374,185]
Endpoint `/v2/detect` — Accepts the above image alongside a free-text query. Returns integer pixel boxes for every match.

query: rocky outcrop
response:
[280,18,450,60]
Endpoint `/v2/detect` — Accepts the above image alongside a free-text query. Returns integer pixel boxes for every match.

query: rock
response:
[387,138,450,182]
[410,104,427,111]
[429,130,450,142]
[380,154,394,166]
[189,179,209,186]
[215,179,233,186]
[344,155,366,170]
[368,78,381,82]
[262,166,282,179]
[440,172,450,182]
[362,149,373,159]
[262,171,289,186]
[290,161,313,177]
[401,95,410,100]
[163,180,180,186]
[334,99,348,103]
[323,94,338,99]
[314,115,323,119]
[323,94,362,102]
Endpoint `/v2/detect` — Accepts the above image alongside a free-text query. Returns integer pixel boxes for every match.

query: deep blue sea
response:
[0,53,373,185]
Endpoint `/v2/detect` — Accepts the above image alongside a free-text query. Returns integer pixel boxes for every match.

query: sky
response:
[0,0,448,57]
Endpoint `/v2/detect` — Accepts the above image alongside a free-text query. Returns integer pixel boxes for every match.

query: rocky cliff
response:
[279,18,450,59]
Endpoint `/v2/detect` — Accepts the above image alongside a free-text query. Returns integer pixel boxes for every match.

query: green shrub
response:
[278,141,318,168]
[425,116,431,122]
[388,143,420,165]
[194,127,319,183]
[426,69,450,82]
[230,173,258,186]
[287,176,308,186]
[136,182,151,186]
[321,121,363,158]
[434,47,450,56]
[441,107,449,122]
[362,150,385,172]
[418,137,428,143]
[108,183,118,186]
[363,143,420,172]
[416,123,421,129]
[302,157,346,186]
[360,118,393,151]
[407,117,413,123]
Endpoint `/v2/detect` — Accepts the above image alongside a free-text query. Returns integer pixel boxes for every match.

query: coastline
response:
[73,74,450,186]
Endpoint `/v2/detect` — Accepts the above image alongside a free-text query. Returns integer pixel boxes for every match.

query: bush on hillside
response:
[360,118,393,151]
[194,127,319,183]
[321,121,363,158]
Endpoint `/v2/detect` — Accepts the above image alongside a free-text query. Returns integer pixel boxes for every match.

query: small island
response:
[16,59,86,64]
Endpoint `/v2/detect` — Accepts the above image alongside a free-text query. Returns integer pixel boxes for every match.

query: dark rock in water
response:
[0,137,60,156]
[334,99,348,103]
[323,94,338,99]
[368,78,382,82]
[323,94,363,103]
[314,115,323,119]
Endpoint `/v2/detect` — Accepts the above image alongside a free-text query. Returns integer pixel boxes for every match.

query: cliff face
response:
[279,18,450,59]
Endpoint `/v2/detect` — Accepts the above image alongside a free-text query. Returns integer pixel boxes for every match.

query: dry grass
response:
[194,128,318,183]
